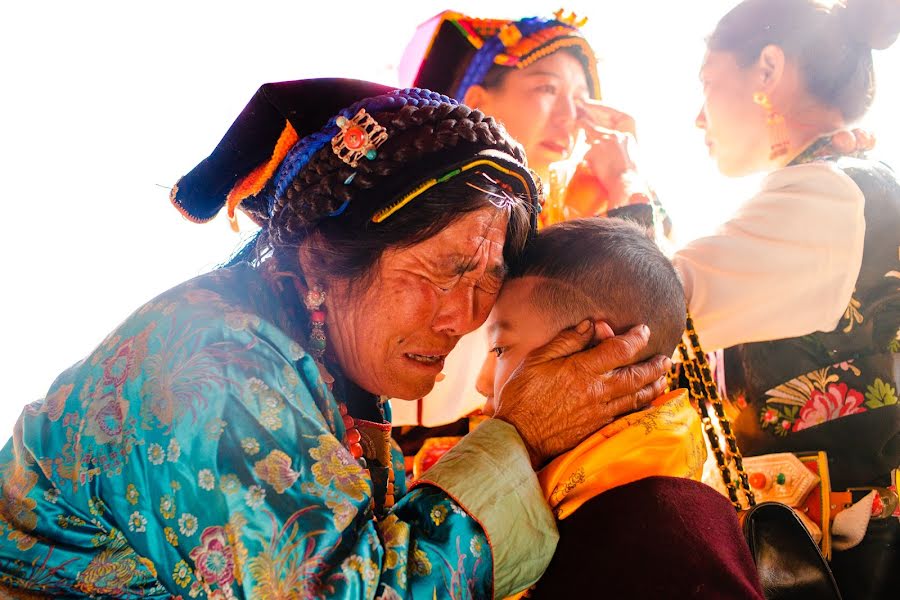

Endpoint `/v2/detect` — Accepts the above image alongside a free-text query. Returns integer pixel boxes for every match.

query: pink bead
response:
[311,310,326,324]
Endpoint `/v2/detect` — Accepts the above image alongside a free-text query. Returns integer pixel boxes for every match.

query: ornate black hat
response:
[170,78,540,232]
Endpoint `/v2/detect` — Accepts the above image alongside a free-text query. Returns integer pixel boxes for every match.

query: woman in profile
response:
[592,0,900,597]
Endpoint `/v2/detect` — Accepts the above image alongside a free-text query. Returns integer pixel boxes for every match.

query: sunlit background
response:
[1,0,897,438]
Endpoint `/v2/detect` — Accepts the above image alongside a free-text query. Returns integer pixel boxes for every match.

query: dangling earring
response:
[304,286,335,388]
[753,92,790,160]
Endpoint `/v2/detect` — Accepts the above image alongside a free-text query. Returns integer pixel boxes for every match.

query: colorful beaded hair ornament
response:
[401,9,601,100]
[169,78,540,234]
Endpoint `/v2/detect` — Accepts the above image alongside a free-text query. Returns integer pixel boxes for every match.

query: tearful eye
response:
[422,275,453,293]
[491,347,505,357]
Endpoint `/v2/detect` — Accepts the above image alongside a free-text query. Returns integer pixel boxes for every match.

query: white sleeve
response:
[673,162,866,351]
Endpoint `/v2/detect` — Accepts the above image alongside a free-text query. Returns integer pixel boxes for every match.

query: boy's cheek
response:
[490,357,525,413]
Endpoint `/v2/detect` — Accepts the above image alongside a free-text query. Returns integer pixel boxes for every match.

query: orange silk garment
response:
[538,389,707,520]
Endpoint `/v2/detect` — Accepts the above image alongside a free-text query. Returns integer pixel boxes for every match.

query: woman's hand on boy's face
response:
[493,320,670,468]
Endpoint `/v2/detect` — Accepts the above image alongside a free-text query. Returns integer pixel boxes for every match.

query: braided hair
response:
[248,90,535,285]
[270,102,526,242]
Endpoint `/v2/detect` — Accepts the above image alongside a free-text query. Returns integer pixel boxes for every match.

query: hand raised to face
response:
[493,320,671,468]
[576,98,638,139]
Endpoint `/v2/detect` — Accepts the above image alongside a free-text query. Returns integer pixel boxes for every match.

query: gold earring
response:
[753,92,790,160]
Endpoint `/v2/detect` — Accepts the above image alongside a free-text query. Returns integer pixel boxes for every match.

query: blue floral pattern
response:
[0,264,492,598]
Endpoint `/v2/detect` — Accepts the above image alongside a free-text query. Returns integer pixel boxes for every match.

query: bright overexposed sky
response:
[1,0,897,437]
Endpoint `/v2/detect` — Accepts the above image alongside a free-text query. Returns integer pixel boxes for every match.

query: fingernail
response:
[640,324,650,337]
[576,320,592,334]
[663,357,673,370]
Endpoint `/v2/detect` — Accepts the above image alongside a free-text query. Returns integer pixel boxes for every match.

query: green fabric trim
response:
[413,419,559,598]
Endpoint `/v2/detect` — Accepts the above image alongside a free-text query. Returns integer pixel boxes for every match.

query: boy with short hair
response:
[478,217,703,517]
[479,216,685,413]
[478,217,763,598]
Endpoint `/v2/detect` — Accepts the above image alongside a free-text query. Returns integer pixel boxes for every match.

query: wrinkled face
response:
[696,50,769,177]
[470,51,591,174]
[325,208,509,400]
[476,277,560,415]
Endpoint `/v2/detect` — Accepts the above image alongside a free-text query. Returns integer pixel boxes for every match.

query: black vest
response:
[725,157,900,489]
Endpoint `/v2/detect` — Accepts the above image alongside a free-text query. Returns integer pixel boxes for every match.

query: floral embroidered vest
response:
[724,155,900,489]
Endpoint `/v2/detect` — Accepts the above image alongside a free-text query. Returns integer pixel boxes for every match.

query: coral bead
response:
[871,493,885,517]
[344,126,366,150]
[345,428,361,445]
[749,472,767,489]
[310,310,326,324]
[349,443,363,459]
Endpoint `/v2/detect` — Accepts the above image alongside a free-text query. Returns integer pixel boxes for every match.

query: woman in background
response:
[394,10,666,434]
[592,0,900,597]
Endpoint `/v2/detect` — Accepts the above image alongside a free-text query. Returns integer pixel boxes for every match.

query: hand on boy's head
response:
[479,302,616,418]
[493,320,671,467]
[590,321,615,346]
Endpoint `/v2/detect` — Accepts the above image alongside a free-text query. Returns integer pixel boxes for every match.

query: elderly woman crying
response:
[0,79,669,598]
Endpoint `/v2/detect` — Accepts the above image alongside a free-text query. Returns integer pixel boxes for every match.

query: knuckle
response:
[617,333,645,358]
[599,339,632,366]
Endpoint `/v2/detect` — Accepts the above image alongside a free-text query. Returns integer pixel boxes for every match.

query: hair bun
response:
[842,0,900,50]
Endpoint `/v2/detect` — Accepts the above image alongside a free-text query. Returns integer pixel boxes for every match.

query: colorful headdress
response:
[400,10,601,101]
[170,78,540,233]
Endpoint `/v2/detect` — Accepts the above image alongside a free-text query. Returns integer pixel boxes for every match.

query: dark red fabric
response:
[529,476,764,599]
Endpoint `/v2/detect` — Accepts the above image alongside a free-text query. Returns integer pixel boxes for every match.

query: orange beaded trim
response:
[225,121,299,232]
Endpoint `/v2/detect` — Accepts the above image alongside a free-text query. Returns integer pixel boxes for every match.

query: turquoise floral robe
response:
[0,264,556,598]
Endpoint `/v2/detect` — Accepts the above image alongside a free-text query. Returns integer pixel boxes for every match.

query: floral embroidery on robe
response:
[0,264,492,598]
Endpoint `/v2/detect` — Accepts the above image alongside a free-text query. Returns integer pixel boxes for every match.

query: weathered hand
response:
[493,320,671,468]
